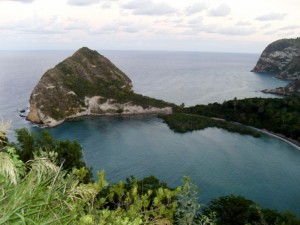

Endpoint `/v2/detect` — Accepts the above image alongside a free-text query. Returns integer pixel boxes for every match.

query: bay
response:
[0,50,299,214]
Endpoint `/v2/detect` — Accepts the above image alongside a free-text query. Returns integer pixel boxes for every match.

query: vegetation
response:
[0,120,10,148]
[63,75,174,110]
[0,149,181,224]
[11,128,92,182]
[29,47,174,122]
[165,97,300,142]
[59,47,174,110]
[202,195,300,225]
[174,176,214,225]
[264,38,300,53]
[160,113,260,137]
[0,125,299,224]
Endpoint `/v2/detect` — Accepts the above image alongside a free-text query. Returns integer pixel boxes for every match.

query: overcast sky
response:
[0,0,299,53]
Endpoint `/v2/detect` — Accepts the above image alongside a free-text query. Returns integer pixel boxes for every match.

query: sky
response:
[0,0,299,53]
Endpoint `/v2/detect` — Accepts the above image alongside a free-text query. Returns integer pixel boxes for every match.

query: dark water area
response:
[0,50,299,214]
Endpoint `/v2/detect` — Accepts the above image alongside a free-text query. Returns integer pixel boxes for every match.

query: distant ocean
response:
[0,50,299,214]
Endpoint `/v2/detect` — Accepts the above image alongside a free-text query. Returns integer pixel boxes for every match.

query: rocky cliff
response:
[27,47,173,127]
[252,38,300,95]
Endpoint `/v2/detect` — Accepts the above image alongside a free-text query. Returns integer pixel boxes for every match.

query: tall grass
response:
[0,154,98,224]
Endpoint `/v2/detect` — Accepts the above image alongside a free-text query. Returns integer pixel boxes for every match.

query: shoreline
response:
[26,110,172,128]
[183,114,300,150]
[208,116,300,150]
[26,110,300,150]
[255,128,300,150]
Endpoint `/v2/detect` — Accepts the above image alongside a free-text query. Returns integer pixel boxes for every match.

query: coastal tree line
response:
[163,97,300,143]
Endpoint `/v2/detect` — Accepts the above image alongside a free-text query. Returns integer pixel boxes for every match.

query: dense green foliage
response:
[171,97,300,142]
[160,113,260,137]
[264,38,300,53]
[203,195,300,225]
[0,148,181,224]
[63,74,174,110]
[12,128,92,182]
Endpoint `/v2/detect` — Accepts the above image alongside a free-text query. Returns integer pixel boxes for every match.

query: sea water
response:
[0,50,299,214]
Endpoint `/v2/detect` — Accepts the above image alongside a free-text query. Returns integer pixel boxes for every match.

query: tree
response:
[175,177,215,225]
[12,128,92,182]
[202,195,262,225]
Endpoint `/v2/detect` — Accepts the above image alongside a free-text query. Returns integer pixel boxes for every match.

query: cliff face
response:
[27,47,172,127]
[252,38,300,96]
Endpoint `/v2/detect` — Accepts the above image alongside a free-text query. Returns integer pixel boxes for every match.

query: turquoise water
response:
[0,50,299,214]
[43,116,300,214]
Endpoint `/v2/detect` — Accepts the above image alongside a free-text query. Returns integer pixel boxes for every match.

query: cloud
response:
[188,16,203,27]
[67,0,100,6]
[211,26,256,36]
[122,0,176,16]
[256,12,287,21]
[101,2,111,9]
[3,0,34,3]
[188,22,256,36]
[260,23,272,29]
[64,18,90,31]
[279,25,299,30]
[208,3,231,17]
[91,21,145,34]
[236,21,252,26]
[185,2,207,15]
[263,29,295,37]
[0,16,91,36]
[264,25,300,36]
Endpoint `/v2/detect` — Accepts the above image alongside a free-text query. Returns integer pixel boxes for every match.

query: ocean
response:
[0,50,299,214]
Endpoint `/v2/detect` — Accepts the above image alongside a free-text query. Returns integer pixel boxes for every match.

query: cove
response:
[38,115,300,214]
[1,50,299,215]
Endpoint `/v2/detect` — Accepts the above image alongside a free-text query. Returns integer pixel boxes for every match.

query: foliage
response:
[12,128,92,182]
[160,113,260,137]
[261,209,300,225]
[95,175,180,224]
[1,122,299,224]
[0,119,10,149]
[178,97,300,142]
[63,74,174,109]
[0,147,180,225]
[175,177,216,225]
[36,47,175,121]
[202,195,300,225]
[0,149,102,225]
[264,38,300,53]
[202,195,262,225]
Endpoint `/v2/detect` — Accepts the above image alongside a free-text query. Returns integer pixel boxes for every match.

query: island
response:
[252,37,300,95]
[26,43,300,145]
[27,47,173,127]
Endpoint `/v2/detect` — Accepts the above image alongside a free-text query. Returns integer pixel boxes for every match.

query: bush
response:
[12,128,92,182]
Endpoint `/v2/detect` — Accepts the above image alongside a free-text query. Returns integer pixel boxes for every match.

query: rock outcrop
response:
[27,47,173,127]
[252,38,300,95]
[262,80,300,96]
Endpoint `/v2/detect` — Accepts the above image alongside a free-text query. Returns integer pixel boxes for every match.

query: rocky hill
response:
[27,47,173,127]
[252,38,300,95]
